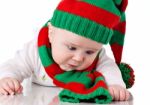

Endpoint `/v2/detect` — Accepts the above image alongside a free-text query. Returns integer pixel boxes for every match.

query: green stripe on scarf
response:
[38,26,112,104]
[59,87,112,103]
[38,46,53,67]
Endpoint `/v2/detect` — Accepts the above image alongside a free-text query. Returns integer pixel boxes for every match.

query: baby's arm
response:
[96,48,130,101]
[0,39,37,95]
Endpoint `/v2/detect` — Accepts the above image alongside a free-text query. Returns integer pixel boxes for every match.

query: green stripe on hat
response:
[82,0,120,16]
[109,30,125,46]
[51,10,113,44]
[120,12,126,22]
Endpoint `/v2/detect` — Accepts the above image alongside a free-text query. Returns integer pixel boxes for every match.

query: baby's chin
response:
[59,65,73,71]
[59,65,85,71]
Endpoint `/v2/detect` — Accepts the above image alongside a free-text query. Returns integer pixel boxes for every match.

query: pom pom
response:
[118,63,135,88]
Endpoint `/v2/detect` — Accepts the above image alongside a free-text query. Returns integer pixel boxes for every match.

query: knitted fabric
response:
[47,0,135,88]
[50,0,121,44]
[38,27,112,104]
[38,0,135,103]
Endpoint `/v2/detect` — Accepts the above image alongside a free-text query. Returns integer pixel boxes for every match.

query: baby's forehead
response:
[53,28,101,49]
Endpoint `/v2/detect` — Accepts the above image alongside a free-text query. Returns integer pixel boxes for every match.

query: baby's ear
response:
[48,22,53,43]
[48,22,53,32]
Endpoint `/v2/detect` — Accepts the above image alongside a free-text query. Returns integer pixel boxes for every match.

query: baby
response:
[0,0,134,102]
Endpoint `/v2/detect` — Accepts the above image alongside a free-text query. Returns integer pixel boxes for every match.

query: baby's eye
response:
[86,50,95,55]
[68,46,76,51]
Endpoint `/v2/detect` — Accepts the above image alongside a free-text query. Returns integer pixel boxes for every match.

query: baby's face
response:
[48,24,102,71]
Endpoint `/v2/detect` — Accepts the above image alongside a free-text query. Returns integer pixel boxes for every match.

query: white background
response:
[0,0,150,104]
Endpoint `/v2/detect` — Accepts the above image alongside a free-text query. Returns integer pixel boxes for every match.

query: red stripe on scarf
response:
[45,64,65,78]
[38,27,51,48]
[53,79,107,94]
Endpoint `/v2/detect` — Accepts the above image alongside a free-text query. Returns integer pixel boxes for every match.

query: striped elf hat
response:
[48,0,134,88]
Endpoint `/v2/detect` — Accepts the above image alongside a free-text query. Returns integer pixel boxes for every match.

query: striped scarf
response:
[38,26,112,104]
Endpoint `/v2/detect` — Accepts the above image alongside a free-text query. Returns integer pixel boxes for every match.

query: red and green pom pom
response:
[118,63,135,88]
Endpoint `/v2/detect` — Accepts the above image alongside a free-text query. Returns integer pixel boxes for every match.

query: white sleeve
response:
[96,48,126,88]
[0,39,38,82]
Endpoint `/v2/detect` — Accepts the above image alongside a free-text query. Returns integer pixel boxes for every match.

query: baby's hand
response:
[108,85,130,101]
[0,77,23,95]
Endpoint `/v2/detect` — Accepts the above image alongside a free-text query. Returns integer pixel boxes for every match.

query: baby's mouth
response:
[67,64,77,68]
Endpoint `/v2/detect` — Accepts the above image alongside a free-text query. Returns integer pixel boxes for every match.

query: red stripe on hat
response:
[38,27,51,48]
[110,43,123,64]
[118,0,128,12]
[113,21,126,34]
[57,0,120,28]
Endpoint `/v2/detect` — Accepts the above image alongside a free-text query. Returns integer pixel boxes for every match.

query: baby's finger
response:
[12,79,20,92]
[7,80,15,92]
[108,87,114,100]
[17,85,23,94]
[0,88,8,95]
[113,88,120,101]
[1,83,14,95]
[125,90,130,101]
[119,89,126,101]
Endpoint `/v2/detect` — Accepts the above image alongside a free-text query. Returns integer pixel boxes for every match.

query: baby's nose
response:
[72,53,84,62]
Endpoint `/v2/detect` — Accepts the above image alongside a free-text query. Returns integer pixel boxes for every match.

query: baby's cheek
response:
[78,60,93,70]
[51,48,61,61]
